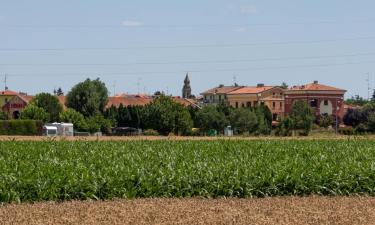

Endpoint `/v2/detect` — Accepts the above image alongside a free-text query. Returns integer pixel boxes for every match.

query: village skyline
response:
[1,74,373,100]
[1,1,375,98]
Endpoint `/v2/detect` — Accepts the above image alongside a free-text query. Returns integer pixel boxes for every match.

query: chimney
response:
[257,83,265,87]
[313,80,319,84]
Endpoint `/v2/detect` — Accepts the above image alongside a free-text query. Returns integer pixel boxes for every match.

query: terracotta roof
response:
[289,82,346,92]
[172,97,199,108]
[201,86,243,95]
[20,95,33,102]
[227,86,276,94]
[0,90,19,95]
[107,95,153,108]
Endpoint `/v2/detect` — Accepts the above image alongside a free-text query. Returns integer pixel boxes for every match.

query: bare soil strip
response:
[1,197,374,225]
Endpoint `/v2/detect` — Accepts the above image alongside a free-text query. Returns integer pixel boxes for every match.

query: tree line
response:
[3,77,368,136]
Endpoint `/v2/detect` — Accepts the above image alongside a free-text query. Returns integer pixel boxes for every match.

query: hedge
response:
[0,120,43,136]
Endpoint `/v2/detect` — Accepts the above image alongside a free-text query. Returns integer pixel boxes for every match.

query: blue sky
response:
[0,0,374,98]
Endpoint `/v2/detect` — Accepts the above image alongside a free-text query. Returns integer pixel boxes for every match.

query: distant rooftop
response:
[289,81,346,92]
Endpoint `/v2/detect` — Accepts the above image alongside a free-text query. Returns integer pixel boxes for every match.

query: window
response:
[219,95,222,101]
[4,98,8,103]
[310,99,318,107]
[241,103,245,108]
[273,92,275,96]
[261,102,265,106]
[272,102,276,108]
[280,102,283,108]
[246,102,251,107]
[324,100,329,106]
[235,102,239,108]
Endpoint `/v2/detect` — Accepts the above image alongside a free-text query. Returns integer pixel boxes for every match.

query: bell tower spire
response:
[182,73,192,98]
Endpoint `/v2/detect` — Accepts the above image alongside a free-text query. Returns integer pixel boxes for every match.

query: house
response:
[226,84,285,121]
[0,90,20,108]
[284,81,347,120]
[0,90,33,119]
[200,85,243,105]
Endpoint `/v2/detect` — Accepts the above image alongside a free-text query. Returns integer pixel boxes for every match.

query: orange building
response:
[284,81,346,120]
[226,84,285,121]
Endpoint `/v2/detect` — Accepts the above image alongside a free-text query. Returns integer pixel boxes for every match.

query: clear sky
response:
[0,0,374,99]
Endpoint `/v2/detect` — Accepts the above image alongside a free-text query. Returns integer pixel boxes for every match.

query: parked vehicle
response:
[43,123,74,136]
[43,126,58,137]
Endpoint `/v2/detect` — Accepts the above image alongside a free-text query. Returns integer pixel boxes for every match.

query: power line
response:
[0,51,374,66]
[0,19,373,29]
[3,59,375,77]
[0,36,374,51]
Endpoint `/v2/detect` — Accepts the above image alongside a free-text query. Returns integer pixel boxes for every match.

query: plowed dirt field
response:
[1,197,374,225]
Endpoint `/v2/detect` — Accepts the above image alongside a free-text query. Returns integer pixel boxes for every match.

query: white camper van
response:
[43,123,74,136]
[43,126,58,137]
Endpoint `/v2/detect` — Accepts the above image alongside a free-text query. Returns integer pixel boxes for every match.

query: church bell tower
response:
[182,73,192,98]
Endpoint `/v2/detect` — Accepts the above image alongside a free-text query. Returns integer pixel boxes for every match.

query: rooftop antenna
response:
[137,78,141,94]
[112,80,116,96]
[233,75,237,85]
[366,72,370,100]
[4,74,8,90]
[166,86,169,95]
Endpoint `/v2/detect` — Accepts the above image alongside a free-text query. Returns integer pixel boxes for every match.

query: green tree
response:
[60,108,88,131]
[31,92,63,122]
[371,90,375,103]
[104,105,118,127]
[66,78,109,117]
[280,82,289,89]
[0,111,8,120]
[318,113,333,128]
[144,95,193,135]
[276,116,294,136]
[344,95,368,106]
[195,105,228,133]
[20,104,49,122]
[254,105,272,135]
[229,108,258,134]
[290,101,315,136]
[86,114,112,134]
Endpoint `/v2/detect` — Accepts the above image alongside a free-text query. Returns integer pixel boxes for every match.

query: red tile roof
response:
[228,86,275,94]
[107,94,153,108]
[0,90,19,95]
[201,86,243,95]
[172,97,199,108]
[289,82,346,92]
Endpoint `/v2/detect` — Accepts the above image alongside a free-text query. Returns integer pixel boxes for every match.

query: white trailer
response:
[43,126,58,137]
[44,123,74,136]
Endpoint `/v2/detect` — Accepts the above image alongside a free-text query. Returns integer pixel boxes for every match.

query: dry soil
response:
[1,197,374,225]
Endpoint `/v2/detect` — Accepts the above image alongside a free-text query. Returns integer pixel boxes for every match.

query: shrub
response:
[0,120,42,136]
[338,127,355,135]
[143,129,159,136]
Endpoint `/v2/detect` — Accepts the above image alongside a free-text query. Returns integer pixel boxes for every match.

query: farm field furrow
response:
[1,197,375,225]
[0,140,375,203]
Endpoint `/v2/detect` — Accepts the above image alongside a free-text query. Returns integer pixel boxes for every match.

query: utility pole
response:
[366,72,370,100]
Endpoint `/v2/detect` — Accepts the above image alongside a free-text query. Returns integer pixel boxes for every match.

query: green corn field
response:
[0,139,375,203]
